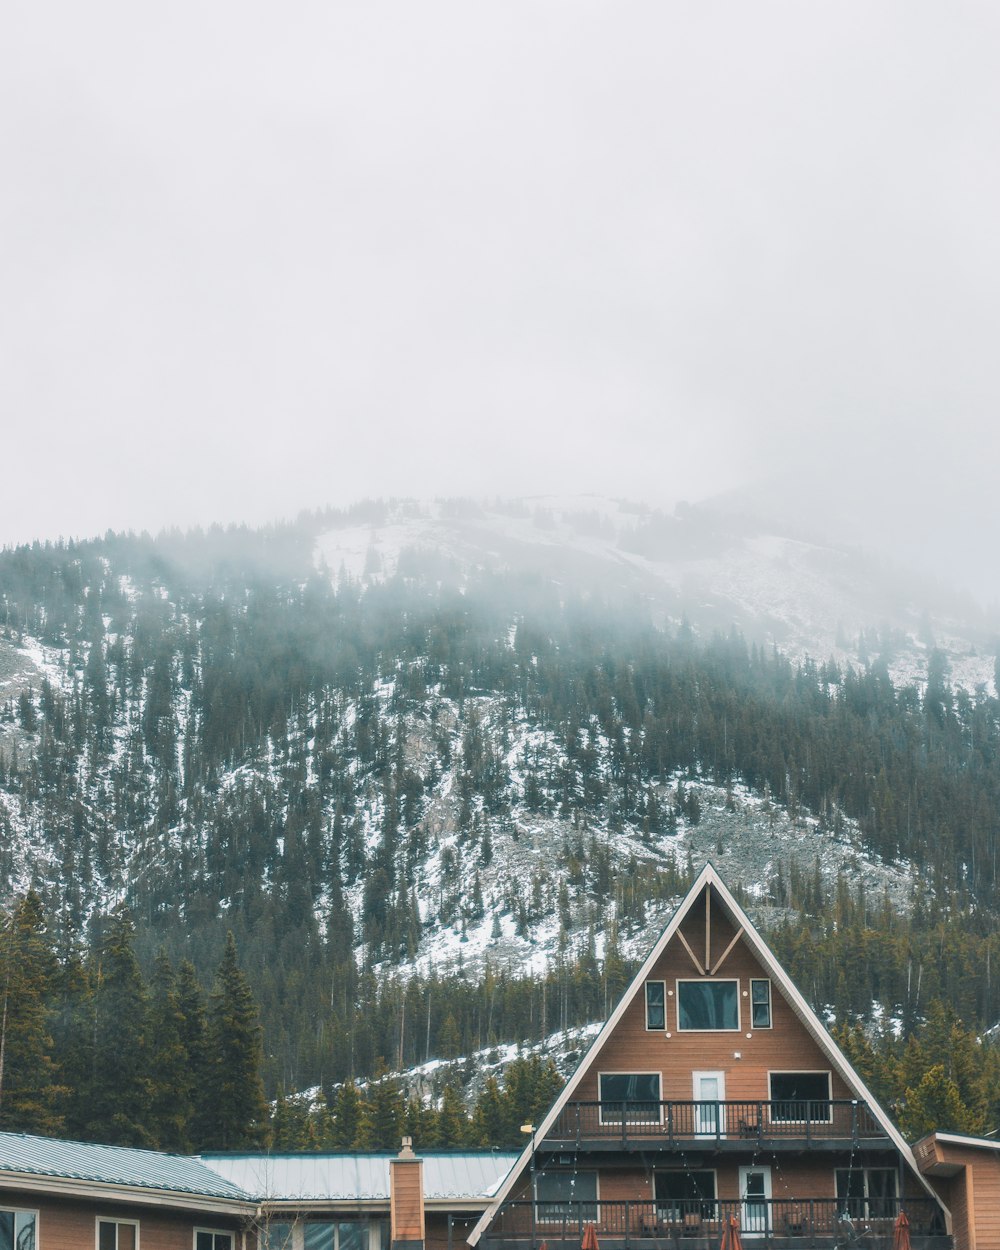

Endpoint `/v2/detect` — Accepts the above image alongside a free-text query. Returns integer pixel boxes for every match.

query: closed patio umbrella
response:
[581,1222,599,1250]
[893,1211,911,1250]
[720,1215,744,1250]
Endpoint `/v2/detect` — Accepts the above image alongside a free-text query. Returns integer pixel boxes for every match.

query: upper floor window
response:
[645,981,666,1030]
[677,980,739,1030]
[0,1207,37,1250]
[196,1233,234,1250]
[769,1071,832,1122]
[598,1072,662,1123]
[98,1220,138,1250]
[750,979,772,1028]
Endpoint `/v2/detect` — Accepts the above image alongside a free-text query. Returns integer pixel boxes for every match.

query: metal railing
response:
[484,1198,946,1244]
[544,1101,885,1146]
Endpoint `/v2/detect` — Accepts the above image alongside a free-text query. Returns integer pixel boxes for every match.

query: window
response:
[655,1171,717,1220]
[598,1072,662,1123]
[768,1072,832,1122]
[98,1220,138,1250]
[645,981,666,1030]
[0,1208,37,1250]
[750,979,772,1028]
[196,1233,233,1250]
[677,980,739,1030]
[535,1171,598,1222]
[264,1227,294,1250]
[303,1224,366,1250]
[836,1169,898,1219]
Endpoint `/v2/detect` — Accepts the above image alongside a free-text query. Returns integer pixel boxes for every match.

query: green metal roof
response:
[0,1132,252,1200]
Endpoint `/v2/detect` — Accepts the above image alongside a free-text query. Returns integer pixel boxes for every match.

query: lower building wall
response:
[0,1188,246,1250]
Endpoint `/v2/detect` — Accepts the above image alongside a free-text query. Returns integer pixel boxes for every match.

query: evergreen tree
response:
[203,933,269,1149]
[147,951,193,1151]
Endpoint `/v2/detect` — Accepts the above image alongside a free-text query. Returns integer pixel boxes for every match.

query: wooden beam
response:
[710,929,743,975]
[705,884,711,969]
[678,929,706,975]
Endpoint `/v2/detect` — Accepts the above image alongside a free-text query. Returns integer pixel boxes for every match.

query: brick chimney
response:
[389,1137,425,1250]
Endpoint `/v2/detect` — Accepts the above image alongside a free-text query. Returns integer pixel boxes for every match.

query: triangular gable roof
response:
[469,863,939,1245]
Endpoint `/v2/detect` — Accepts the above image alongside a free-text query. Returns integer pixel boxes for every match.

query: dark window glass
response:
[536,1171,598,1221]
[0,1213,13,1250]
[677,981,738,1030]
[268,1225,295,1250]
[197,1235,214,1250]
[646,982,666,1029]
[598,1072,661,1122]
[769,1072,831,1121]
[751,980,772,1028]
[99,1222,118,1250]
[655,1171,717,1219]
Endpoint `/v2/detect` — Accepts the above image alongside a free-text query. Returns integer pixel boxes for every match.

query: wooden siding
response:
[920,1143,1000,1250]
[0,1189,244,1250]
[567,892,852,1109]
[390,1160,425,1242]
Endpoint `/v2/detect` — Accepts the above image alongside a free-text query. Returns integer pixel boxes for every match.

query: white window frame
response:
[194,1230,234,1250]
[645,980,667,1031]
[750,978,772,1029]
[767,1070,833,1123]
[534,1170,600,1224]
[597,1070,663,1125]
[675,978,741,1032]
[0,1205,39,1250]
[96,1216,141,1250]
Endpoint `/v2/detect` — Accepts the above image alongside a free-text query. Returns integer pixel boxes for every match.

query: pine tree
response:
[0,891,64,1135]
[355,1068,404,1150]
[176,959,211,1149]
[147,951,193,1151]
[203,933,269,1149]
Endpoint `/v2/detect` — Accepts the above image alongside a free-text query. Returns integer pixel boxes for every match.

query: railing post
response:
[808,1199,815,1248]
[621,1102,626,1149]
[852,1100,859,1147]
[667,1101,674,1149]
[757,1102,763,1149]
[625,1200,631,1247]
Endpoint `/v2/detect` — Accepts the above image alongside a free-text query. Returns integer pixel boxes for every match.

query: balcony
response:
[480,1198,949,1250]
[542,1102,890,1153]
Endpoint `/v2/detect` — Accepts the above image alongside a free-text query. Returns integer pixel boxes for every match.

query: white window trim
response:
[597,1070,663,1125]
[766,1070,833,1123]
[534,1169,601,1224]
[194,1229,234,1250]
[0,1205,39,1249]
[675,978,741,1032]
[645,980,667,1031]
[96,1216,141,1250]
[750,978,773,1029]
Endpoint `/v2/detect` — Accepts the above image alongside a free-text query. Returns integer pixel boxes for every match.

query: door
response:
[692,1071,726,1137]
[739,1166,772,1235]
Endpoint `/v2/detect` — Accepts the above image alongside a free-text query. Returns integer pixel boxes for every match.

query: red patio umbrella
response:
[893,1211,911,1250]
[720,1215,744,1250]
[581,1222,599,1250]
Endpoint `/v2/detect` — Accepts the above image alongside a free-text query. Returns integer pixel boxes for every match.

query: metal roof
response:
[198,1152,519,1203]
[0,1132,251,1199]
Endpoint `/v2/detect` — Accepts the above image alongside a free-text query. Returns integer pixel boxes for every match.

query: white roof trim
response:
[926,1132,1000,1153]
[469,864,941,1246]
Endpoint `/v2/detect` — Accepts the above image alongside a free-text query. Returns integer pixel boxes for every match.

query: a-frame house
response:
[469,866,951,1250]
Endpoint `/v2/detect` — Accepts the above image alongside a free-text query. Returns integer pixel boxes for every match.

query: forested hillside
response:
[1,510,1000,1147]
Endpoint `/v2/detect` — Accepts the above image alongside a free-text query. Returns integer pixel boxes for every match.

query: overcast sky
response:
[3,3,999,597]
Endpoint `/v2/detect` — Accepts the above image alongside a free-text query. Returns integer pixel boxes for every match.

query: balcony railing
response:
[544,1101,886,1147]
[482,1198,947,1246]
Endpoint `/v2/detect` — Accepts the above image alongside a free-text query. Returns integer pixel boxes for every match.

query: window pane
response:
[599,1073,661,1121]
[536,1172,598,1220]
[769,1073,831,1121]
[0,1212,13,1250]
[751,981,771,1028]
[118,1224,135,1250]
[646,983,665,1029]
[655,1172,717,1219]
[99,1222,117,1250]
[339,1223,365,1250]
[269,1225,295,1250]
[677,982,738,1030]
[304,1224,336,1250]
[14,1215,34,1250]
[197,1235,214,1250]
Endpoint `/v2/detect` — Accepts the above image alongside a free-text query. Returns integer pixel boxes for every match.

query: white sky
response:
[2,3,999,597]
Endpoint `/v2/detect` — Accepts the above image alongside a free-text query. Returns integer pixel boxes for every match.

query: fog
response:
[3,3,999,600]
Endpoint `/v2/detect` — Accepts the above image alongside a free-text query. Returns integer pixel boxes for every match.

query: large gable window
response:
[536,1171,598,1222]
[768,1072,832,1122]
[677,980,739,1031]
[0,1209,36,1250]
[598,1072,662,1123]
